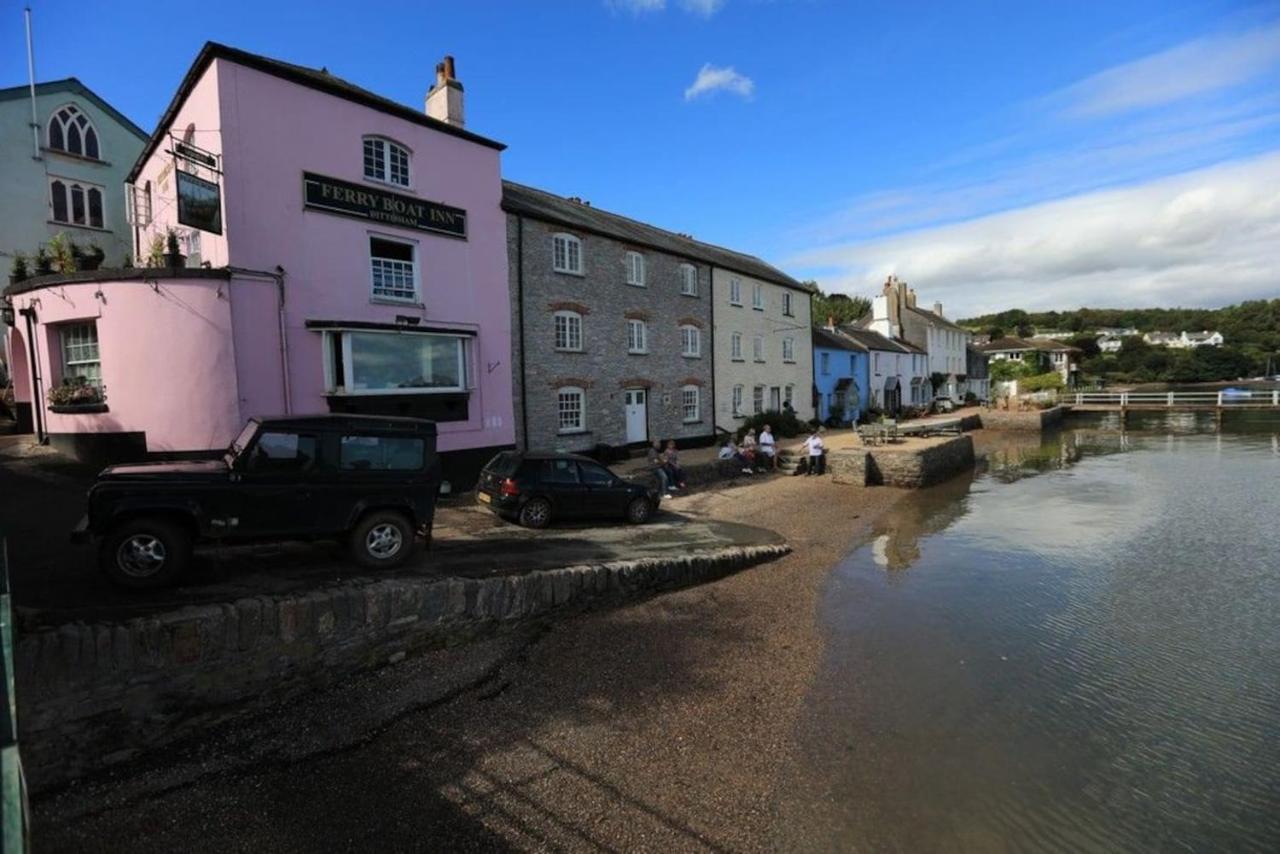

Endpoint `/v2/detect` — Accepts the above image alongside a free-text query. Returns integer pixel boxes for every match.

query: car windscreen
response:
[482,451,521,478]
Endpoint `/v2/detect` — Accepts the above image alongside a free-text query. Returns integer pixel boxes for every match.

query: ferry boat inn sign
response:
[302,171,467,239]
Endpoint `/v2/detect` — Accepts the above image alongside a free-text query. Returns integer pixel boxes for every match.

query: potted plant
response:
[145,234,165,268]
[47,376,107,413]
[76,241,106,271]
[34,247,53,275]
[9,253,29,285]
[47,233,77,273]
[164,228,186,268]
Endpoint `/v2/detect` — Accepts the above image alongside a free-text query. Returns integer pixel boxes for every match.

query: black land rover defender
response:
[72,415,441,588]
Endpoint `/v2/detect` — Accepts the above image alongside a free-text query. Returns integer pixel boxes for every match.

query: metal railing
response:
[1072,390,1280,407]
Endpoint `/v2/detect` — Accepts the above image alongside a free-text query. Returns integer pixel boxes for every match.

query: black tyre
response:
[519,497,552,529]
[349,510,415,569]
[99,517,192,589]
[625,497,654,524]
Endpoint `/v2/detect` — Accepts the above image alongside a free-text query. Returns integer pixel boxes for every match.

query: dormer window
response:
[363,137,410,187]
[48,104,100,159]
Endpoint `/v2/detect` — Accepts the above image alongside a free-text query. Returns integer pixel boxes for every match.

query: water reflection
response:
[788,423,1280,852]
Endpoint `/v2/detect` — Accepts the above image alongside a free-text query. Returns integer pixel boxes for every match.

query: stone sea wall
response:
[829,435,976,488]
[979,405,1065,431]
[16,545,788,792]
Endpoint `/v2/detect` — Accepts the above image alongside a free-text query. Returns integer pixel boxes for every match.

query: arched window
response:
[48,104,100,159]
[362,136,410,187]
[680,324,700,357]
[50,179,68,222]
[627,319,647,354]
[552,233,583,274]
[681,385,700,423]
[679,263,698,296]
[732,384,744,416]
[48,179,105,228]
[625,251,645,286]
[553,311,583,351]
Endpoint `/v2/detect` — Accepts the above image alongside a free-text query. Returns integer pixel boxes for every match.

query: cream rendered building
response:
[711,267,814,431]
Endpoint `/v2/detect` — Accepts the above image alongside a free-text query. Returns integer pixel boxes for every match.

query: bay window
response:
[324,330,468,395]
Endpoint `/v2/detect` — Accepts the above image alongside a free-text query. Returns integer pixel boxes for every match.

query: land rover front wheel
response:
[350,511,414,569]
[99,517,192,589]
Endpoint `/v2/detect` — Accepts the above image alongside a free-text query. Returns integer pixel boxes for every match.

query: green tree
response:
[808,282,871,327]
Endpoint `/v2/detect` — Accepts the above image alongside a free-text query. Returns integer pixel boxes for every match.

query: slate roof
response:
[837,326,917,354]
[811,326,868,352]
[126,41,505,183]
[502,181,812,293]
[0,77,147,140]
[978,336,1081,354]
[904,303,965,332]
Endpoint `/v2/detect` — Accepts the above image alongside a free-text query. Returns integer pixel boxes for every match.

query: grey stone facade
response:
[508,214,715,452]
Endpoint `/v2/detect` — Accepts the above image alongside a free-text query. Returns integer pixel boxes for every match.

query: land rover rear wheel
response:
[349,511,414,569]
[99,517,192,589]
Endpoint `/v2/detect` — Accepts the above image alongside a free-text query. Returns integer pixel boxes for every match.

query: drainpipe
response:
[19,306,45,441]
[515,216,529,451]
[225,266,291,414]
[708,263,718,438]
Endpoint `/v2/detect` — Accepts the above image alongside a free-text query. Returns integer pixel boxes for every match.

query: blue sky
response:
[4,0,1278,316]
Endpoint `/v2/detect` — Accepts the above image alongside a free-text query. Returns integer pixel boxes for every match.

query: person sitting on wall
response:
[741,428,761,470]
[663,440,688,490]
[758,424,778,471]
[719,439,754,474]
[648,439,675,493]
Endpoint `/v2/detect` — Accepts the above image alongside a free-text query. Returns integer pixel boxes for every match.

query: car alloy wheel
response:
[626,497,652,524]
[520,498,551,528]
[365,522,404,559]
[116,534,168,578]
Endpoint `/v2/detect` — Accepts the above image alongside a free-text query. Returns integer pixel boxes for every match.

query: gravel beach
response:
[35,473,909,852]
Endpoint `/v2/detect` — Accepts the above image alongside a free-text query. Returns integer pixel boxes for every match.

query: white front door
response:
[624,388,647,443]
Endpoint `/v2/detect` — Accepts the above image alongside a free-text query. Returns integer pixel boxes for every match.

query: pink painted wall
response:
[133,57,515,455]
[7,279,242,452]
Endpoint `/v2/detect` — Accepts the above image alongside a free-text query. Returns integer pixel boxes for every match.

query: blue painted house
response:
[812,326,870,424]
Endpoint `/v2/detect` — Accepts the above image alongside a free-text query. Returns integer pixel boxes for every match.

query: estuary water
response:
[787,414,1280,852]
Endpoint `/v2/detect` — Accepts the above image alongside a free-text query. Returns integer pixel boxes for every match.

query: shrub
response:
[10,253,29,282]
[964,391,977,404]
[1020,372,1065,392]
[47,376,104,406]
[734,410,807,441]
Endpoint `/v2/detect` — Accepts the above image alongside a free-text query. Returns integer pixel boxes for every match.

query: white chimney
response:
[426,55,464,127]
[870,294,896,339]
[933,301,944,317]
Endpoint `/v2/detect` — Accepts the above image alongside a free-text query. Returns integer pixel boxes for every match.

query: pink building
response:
[3,43,515,486]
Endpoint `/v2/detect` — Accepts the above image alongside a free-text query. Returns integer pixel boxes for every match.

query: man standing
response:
[804,426,826,476]
[759,424,777,471]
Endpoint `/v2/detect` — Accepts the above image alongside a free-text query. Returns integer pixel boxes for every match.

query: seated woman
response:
[663,440,688,490]
[718,440,754,474]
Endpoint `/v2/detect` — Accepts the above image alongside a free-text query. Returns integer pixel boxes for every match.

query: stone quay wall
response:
[16,545,788,792]
[828,435,975,488]
[979,405,1065,431]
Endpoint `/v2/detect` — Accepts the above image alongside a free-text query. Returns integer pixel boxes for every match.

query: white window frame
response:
[59,322,102,388]
[681,385,700,423]
[752,384,765,415]
[784,384,794,407]
[323,328,470,396]
[753,334,765,362]
[679,263,698,296]
[681,325,701,357]
[730,332,743,360]
[368,233,419,303]
[556,386,586,433]
[625,251,646,287]
[783,292,794,317]
[47,104,100,159]
[783,337,795,363]
[732,384,744,416]
[552,233,583,275]
[553,310,583,352]
[729,277,742,306]
[49,176,106,229]
[627,319,648,354]
[362,136,411,188]
[752,282,765,310]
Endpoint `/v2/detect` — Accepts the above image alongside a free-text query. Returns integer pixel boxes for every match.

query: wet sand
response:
[35,473,908,852]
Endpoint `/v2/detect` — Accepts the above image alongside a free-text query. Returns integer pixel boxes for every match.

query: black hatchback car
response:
[476,452,660,528]
[73,414,441,588]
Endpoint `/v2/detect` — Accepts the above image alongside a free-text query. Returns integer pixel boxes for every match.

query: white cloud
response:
[683,63,754,101]
[606,0,666,13]
[1048,23,1280,119]
[787,152,1280,317]
[680,0,726,17]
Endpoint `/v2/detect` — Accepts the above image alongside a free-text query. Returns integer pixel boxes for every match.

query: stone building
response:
[503,182,808,453]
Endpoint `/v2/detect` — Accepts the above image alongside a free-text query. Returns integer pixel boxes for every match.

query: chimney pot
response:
[426,54,465,127]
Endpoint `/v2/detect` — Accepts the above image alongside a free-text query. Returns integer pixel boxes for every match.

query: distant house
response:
[1178,330,1224,348]
[966,346,990,401]
[812,326,869,424]
[1097,334,1125,354]
[862,276,972,401]
[977,336,1081,385]
[1143,331,1181,347]
[840,326,929,415]
[1096,326,1139,338]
